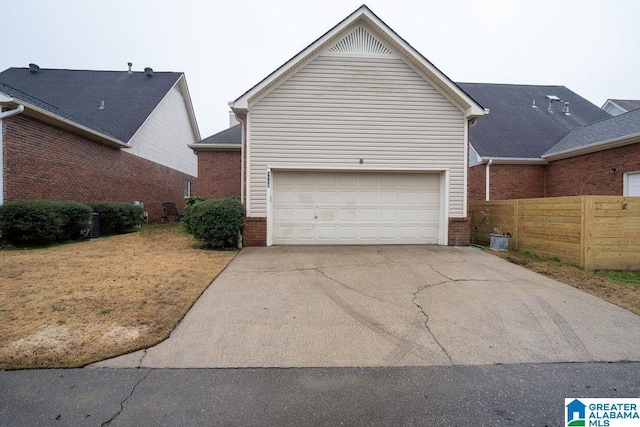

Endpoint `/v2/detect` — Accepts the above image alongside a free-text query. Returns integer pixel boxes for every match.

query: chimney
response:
[29,63,40,74]
[229,111,240,128]
[144,67,153,77]
[563,102,571,115]
[127,62,133,74]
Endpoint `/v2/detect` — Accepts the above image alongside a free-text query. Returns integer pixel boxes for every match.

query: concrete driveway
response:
[92,246,640,368]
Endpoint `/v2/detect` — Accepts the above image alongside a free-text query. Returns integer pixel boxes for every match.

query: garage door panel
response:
[272,171,441,245]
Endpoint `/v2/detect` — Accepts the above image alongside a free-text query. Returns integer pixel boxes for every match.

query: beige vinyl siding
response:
[248,53,465,216]
[129,86,198,176]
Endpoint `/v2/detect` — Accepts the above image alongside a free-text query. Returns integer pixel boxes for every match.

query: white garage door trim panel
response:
[266,166,449,246]
[624,171,640,196]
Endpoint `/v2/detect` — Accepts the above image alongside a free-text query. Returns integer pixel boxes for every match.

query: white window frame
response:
[183,180,191,198]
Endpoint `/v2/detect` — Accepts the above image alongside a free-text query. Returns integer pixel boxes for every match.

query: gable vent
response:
[328,26,392,56]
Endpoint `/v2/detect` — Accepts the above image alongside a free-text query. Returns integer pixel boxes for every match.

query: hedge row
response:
[0,201,143,247]
[183,197,244,248]
[89,202,143,236]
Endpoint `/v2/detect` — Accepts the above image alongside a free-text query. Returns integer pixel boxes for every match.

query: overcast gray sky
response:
[3,0,639,138]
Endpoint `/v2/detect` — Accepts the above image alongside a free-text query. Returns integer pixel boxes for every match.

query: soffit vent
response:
[328,26,392,56]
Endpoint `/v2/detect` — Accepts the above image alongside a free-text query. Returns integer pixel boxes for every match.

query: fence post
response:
[582,196,594,270]
[513,199,519,250]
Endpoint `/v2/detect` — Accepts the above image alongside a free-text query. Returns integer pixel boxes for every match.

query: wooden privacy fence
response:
[469,196,640,270]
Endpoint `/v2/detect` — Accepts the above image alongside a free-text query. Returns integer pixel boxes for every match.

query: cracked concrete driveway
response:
[92,246,640,369]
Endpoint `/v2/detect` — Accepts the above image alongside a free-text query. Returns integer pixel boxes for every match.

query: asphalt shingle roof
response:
[544,108,640,157]
[609,99,640,112]
[196,124,241,145]
[457,83,611,159]
[0,66,183,142]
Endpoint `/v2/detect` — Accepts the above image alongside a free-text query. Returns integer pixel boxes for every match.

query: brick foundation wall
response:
[3,114,195,221]
[448,217,471,246]
[243,217,266,246]
[192,150,241,199]
[545,143,640,197]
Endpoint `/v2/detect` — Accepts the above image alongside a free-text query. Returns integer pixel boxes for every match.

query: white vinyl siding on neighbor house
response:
[248,49,466,217]
[129,86,197,176]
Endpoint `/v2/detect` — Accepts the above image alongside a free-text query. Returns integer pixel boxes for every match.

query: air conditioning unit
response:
[90,213,100,239]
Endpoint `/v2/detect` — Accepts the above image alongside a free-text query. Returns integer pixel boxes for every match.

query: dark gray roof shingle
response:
[458,83,611,159]
[0,67,183,142]
[609,99,640,112]
[544,108,640,157]
[195,124,241,145]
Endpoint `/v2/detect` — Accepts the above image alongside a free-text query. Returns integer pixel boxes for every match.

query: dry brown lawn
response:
[0,224,236,369]
[1,226,637,370]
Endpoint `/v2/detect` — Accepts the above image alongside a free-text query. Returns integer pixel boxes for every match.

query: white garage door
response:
[272,171,441,245]
[625,173,640,196]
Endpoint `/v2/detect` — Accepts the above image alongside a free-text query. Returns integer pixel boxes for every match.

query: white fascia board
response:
[177,75,202,141]
[188,143,241,152]
[14,98,129,148]
[230,5,486,119]
[480,157,548,165]
[542,132,640,161]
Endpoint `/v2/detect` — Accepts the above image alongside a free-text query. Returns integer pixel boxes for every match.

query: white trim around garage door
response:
[265,165,450,246]
[623,171,640,196]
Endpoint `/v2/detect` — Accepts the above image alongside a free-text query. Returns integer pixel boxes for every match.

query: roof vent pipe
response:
[29,63,40,74]
[563,102,571,115]
[144,67,153,77]
[127,62,133,74]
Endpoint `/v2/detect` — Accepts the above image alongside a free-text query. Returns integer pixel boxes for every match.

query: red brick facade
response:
[192,150,241,199]
[545,143,640,197]
[3,114,194,221]
[448,217,471,246]
[468,163,546,201]
[468,142,639,201]
[243,217,266,246]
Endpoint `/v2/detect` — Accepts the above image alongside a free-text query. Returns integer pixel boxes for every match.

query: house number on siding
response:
[266,171,270,188]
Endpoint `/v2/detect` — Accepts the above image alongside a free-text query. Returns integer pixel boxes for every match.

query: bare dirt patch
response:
[490,250,640,316]
[0,224,236,369]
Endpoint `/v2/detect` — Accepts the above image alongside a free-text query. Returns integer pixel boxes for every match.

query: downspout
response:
[485,159,493,201]
[0,104,25,205]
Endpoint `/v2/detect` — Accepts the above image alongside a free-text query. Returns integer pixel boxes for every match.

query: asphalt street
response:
[2,363,639,426]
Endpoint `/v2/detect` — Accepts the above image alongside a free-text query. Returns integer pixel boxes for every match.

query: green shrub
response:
[187,197,244,247]
[89,202,143,236]
[182,197,207,234]
[0,200,92,246]
[185,196,206,208]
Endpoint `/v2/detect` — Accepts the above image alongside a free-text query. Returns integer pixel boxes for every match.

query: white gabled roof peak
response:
[230,5,485,118]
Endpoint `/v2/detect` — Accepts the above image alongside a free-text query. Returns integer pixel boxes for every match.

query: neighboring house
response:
[189,115,241,200]
[222,5,486,246]
[602,99,640,116]
[0,64,200,220]
[462,83,640,200]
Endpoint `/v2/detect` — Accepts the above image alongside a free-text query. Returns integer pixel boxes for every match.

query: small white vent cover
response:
[328,26,392,55]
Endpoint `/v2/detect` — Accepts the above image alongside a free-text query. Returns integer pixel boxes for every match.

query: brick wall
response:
[243,217,266,246]
[468,164,545,201]
[468,165,486,201]
[192,150,241,199]
[491,164,546,200]
[545,143,640,197]
[3,114,195,221]
[448,217,470,246]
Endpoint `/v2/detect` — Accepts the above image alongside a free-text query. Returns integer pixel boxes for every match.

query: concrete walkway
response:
[91,246,640,369]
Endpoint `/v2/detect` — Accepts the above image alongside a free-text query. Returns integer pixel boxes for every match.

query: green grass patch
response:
[597,270,640,284]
